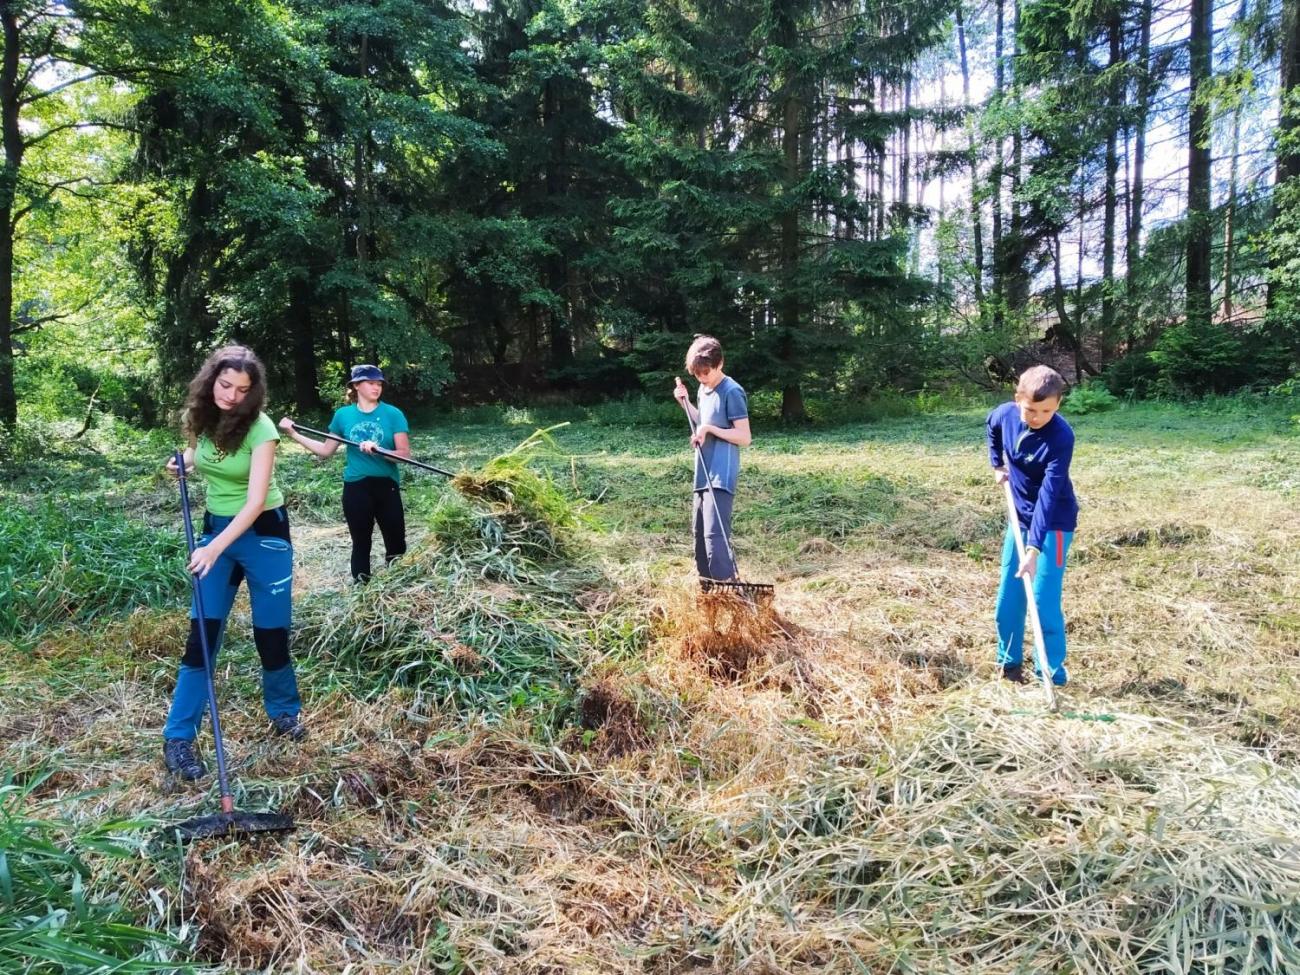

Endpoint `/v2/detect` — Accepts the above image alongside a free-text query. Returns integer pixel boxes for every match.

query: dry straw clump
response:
[666,584,803,684]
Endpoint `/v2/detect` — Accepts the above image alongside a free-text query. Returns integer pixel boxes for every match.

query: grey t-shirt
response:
[694,376,748,494]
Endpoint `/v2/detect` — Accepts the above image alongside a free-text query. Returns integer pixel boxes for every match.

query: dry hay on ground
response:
[671,587,802,683]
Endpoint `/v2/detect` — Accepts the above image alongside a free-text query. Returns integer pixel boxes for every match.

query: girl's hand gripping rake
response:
[678,399,773,602]
[1001,477,1058,711]
[167,450,295,842]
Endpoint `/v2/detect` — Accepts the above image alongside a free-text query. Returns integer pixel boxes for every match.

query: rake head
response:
[166,810,295,842]
[700,578,775,603]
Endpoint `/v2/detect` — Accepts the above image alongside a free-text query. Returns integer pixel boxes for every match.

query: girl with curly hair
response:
[161,345,304,783]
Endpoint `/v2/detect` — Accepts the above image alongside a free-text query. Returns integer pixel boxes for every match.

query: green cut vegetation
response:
[1,397,1299,973]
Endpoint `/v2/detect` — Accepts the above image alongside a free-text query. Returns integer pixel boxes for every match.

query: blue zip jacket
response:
[986,401,1079,551]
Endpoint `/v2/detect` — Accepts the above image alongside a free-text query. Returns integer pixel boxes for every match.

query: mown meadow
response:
[2,393,1299,974]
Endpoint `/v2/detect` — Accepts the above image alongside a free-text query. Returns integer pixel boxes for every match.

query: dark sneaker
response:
[1000,663,1028,685]
[163,738,207,781]
[269,713,306,741]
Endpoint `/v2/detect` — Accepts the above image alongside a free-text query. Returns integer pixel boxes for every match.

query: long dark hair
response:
[182,345,268,456]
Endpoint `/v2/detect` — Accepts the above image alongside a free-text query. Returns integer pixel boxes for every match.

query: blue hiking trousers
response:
[163,507,300,742]
[995,525,1073,685]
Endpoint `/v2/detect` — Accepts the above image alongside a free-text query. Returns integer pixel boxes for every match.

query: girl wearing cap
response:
[280,365,411,581]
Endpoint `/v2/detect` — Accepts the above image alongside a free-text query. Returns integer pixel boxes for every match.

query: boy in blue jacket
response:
[986,365,1079,686]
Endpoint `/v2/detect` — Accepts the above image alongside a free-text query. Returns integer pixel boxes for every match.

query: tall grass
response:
[0,502,185,640]
[0,772,197,973]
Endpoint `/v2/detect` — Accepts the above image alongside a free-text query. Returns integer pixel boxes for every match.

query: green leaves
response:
[0,775,196,972]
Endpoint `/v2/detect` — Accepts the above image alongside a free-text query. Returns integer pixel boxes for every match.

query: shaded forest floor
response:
[3,397,1300,973]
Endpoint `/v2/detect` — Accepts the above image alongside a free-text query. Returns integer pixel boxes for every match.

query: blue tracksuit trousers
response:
[995,525,1072,685]
[163,507,300,742]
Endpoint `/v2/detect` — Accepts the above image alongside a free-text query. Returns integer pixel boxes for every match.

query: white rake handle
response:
[1002,477,1058,711]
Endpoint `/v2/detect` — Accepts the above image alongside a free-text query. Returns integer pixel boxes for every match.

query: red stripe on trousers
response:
[1055,530,1064,568]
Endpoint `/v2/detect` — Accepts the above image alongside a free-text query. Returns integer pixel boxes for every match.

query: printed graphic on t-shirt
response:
[347,420,386,446]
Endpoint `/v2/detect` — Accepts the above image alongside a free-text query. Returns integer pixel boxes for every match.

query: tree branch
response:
[23,119,139,150]
[18,70,100,106]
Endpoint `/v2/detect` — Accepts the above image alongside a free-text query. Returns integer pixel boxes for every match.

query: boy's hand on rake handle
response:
[673,376,689,406]
[993,466,1009,486]
[1016,547,1039,580]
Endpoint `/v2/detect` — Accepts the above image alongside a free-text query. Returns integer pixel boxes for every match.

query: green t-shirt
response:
[195,412,285,516]
[329,402,410,483]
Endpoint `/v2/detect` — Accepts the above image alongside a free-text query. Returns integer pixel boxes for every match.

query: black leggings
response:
[342,477,407,581]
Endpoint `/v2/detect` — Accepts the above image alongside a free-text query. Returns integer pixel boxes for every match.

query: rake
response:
[678,400,773,602]
[1001,477,1058,711]
[289,423,456,478]
[166,451,295,841]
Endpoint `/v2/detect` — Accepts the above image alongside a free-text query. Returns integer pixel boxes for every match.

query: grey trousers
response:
[693,488,737,581]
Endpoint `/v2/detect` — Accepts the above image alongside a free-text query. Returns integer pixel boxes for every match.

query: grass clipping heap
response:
[298,427,589,711]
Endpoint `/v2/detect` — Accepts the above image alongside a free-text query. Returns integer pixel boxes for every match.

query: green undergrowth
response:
[0,772,198,973]
[0,502,186,641]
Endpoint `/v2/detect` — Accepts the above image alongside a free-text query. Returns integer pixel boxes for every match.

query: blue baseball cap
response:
[349,364,385,384]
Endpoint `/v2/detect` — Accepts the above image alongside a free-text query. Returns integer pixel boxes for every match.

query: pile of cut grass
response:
[447,425,578,562]
[297,427,602,725]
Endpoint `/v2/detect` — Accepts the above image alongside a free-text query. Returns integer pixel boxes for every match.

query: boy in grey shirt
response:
[673,335,752,581]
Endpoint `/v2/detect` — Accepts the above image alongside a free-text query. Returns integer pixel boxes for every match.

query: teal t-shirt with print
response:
[329,402,410,483]
[195,412,285,516]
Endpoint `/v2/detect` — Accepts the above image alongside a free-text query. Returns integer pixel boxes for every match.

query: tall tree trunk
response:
[542,78,572,365]
[843,88,856,239]
[1007,0,1025,312]
[991,0,1005,327]
[780,80,806,421]
[874,78,886,238]
[288,272,320,414]
[1222,0,1253,323]
[1186,0,1214,330]
[1125,0,1152,342]
[355,33,370,266]
[956,0,985,313]
[1278,0,1300,187]
[1270,0,1300,311]
[0,2,22,430]
[1101,10,1122,359]
[900,74,911,213]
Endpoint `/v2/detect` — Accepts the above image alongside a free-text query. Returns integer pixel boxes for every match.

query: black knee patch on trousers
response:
[182,618,224,668]
[253,626,291,671]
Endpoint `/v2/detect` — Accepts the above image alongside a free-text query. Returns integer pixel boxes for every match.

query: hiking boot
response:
[269,713,306,741]
[163,738,207,781]
[999,663,1028,685]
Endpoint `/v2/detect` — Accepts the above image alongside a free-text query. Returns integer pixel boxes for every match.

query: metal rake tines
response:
[700,578,775,601]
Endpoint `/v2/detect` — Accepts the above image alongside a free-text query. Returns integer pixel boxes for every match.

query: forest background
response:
[2,0,1299,435]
